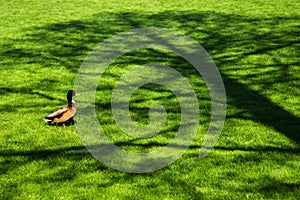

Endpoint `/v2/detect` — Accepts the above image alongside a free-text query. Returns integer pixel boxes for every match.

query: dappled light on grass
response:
[0,0,299,198]
[1,10,298,143]
[95,49,209,155]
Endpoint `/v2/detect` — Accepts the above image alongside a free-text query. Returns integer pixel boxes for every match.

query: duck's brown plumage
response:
[44,90,77,126]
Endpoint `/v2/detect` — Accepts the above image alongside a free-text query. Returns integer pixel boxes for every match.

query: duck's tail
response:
[43,117,53,123]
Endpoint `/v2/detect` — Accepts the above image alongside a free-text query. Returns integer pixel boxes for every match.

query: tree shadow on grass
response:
[1,143,299,198]
[1,10,299,198]
[0,145,205,199]
[1,10,299,144]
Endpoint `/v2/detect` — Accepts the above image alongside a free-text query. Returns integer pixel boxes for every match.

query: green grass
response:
[1,0,300,199]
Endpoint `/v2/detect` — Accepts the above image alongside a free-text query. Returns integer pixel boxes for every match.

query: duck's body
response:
[44,90,77,126]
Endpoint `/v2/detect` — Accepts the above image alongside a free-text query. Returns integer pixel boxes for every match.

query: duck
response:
[43,90,78,126]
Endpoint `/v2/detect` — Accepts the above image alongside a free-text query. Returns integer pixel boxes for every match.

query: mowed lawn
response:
[0,0,300,199]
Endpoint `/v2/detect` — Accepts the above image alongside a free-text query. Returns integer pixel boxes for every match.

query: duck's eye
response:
[71,90,76,96]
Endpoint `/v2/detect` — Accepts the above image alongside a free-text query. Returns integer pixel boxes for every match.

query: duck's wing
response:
[44,106,68,122]
[51,107,76,124]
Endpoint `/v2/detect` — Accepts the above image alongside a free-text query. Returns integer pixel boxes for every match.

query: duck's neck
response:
[68,99,75,107]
